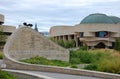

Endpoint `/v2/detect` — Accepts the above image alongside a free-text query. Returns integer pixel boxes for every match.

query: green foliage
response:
[70,50,95,64]
[0,70,17,79]
[21,56,70,67]
[0,52,3,59]
[51,38,75,48]
[70,65,78,68]
[50,37,56,42]
[97,58,120,74]
[79,46,88,50]
[21,49,120,74]
[0,31,6,42]
[64,40,75,48]
[114,39,120,52]
[84,64,98,70]
[0,27,7,48]
[57,39,64,47]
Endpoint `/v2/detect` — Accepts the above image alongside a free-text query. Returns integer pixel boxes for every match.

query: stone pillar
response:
[74,34,78,47]
[54,37,57,42]
[58,36,61,40]
[68,35,72,40]
[63,35,67,41]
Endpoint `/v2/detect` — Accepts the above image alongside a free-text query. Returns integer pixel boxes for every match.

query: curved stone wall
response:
[4,26,69,61]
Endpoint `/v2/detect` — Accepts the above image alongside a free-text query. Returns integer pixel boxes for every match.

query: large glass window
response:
[95,31,109,38]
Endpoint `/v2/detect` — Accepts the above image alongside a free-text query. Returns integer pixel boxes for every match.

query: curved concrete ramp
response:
[4,27,69,61]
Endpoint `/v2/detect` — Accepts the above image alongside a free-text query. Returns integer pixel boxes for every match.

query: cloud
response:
[0,0,120,31]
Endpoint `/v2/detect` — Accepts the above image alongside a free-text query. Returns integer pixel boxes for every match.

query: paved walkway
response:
[28,70,103,79]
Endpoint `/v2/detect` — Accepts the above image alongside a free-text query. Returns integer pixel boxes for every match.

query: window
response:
[95,31,109,38]
[80,32,84,37]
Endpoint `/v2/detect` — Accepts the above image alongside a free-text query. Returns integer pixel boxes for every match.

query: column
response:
[74,34,78,47]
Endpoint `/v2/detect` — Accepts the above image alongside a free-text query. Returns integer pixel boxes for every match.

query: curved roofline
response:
[80,13,120,24]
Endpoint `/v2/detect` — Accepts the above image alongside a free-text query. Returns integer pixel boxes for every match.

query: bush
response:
[70,50,94,64]
[55,39,75,48]
[70,65,78,68]
[78,51,94,63]
[114,39,120,52]
[0,52,3,59]
[84,64,97,70]
[57,39,64,47]
[79,46,87,50]
[0,70,17,79]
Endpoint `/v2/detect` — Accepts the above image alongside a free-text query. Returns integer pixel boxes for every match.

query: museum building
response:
[50,13,120,48]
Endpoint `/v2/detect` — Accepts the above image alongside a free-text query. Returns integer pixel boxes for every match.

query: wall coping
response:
[2,69,55,79]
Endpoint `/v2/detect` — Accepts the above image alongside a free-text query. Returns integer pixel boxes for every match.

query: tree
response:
[0,26,6,49]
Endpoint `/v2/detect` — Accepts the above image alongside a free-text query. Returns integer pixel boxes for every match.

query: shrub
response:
[79,46,88,50]
[70,50,94,64]
[84,64,97,70]
[70,65,78,68]
[0,70,17,79]
[0,52,3,59]
[114,39,120,52]
[57,39,64,47]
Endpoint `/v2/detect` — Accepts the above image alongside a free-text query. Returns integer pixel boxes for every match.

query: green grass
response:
[97,57,120,74]
[70,49,110,64]
[0,70,17,79]
[21,56,71,67]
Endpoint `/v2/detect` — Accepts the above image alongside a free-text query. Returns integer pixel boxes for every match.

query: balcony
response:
[80,37,115,42]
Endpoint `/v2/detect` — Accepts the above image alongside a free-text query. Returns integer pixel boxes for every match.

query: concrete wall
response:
[0,25,16,33]
[4,26,69,61]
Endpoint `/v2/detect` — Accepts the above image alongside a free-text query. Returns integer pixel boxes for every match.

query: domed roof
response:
[109,16,120,24]
[80,13,115,24]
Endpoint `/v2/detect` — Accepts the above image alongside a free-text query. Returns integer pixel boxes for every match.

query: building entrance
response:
[95,42,106,48]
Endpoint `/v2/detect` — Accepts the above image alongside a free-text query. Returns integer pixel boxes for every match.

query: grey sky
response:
[0,0,120,32]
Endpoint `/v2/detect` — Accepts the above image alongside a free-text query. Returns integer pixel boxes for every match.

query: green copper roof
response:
[80,13,117,24]
[109,16,120,24]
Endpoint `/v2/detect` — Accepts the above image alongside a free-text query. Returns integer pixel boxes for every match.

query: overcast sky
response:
[0,0,120,32]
